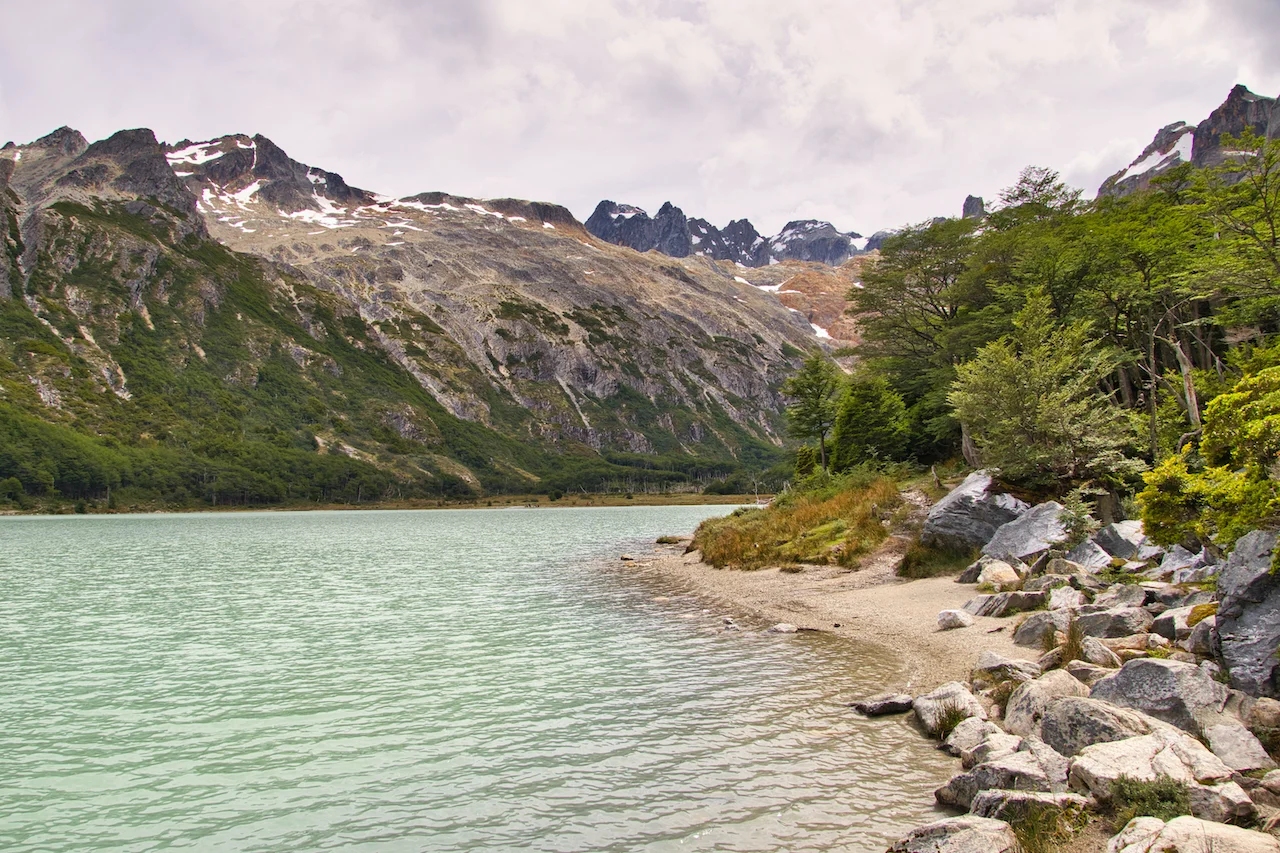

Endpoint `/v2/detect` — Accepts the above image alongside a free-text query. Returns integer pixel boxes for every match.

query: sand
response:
[637,533,1037,693]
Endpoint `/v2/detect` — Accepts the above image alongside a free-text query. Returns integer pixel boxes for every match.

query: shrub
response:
[930,698,970,740]
[897,541,977,579]
[1008,801,1086,853]
[1108,775,1192,825]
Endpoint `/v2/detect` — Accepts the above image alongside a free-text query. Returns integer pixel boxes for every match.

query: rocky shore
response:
[642,471,1280,852]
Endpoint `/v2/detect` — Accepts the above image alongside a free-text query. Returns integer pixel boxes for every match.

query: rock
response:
[936,743,1068,810]
[969,789,1088,822]
[1108,815,1280,853]
[1152,606,1197,643]
[1247,697,1280,730]
[962,591,1045,618]
[1068,538,1114,571]
[1204,723,1277,772]
[1078,607,1155,639]
[973,651,1042,686]
[1096,520,1162,560]
[982,501,1068,563]
[914,682,987,735]
[1070,728,1248,822]
[1013,610,1071,647]
[1263,769,1280,794]
[1095,583,1149,609]
[886,816,1018,853]
[1025,573,1072,593]
[1215,529,1280,698]
[1004,670,1090,737]
[943,716,1002,757]
[1049,586,1087,610]
[937,609,974,630]
[767,622,798,634]
[1082,637,1124,668]
[1186,617,1216,657]
[1160,544,1198,575]
[957,559,985,584]
[920,471,1030,552]
[619,554,636,561]
[1041,696,1169,756]
[1091,658,1228,733]
[963,732,1024,769]
[851,693,914,716]
[1067,660,1118,687]
[976,560,1022,590]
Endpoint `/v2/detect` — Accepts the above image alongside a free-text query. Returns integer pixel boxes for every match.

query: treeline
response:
[791,131,1280,546]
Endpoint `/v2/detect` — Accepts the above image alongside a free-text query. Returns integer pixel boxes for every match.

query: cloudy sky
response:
[2,0,1278,236]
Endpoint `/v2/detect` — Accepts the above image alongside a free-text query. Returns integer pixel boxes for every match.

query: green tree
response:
[830,374,910,471]
[949,292,1145,488]
[781,354,841,472]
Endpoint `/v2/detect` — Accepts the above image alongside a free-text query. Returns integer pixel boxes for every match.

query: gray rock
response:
[1152,606,1197,642]
[914,682,987,735]
[921,471,1030,552]
[963,732,1024,769]
[1082,637,1124,668]
[1065,660,1116,687]
[1068,538,1113,571]
[1091,658,1228,733]
[982,501,1068,563]
[1161,544,1198,575]
[1025,573,1073,593]
[962,591,1045,618]
[1186,616,1216,657]
[1078,607,1154,639]
[937,609,975,630]
[1204,722,1277,772]
[1096,520,1162,560]
[969,789,1088,822]
[1187,780,1257,824]
[1094,583,1148,609]
[1108,815,1280,853]
[976,560,1021,590]
[1215,529,1280,698]
[1040,696,1169,756]
[767,622,798,634]
[1013,610,1071,648]
[886,816,1018,853]
[943,716,1002,758]
[1068,727,1235,807]
[851,693,914,716]
[1049,586,1087,610]
[957,559,985,584]
[973,651,1042,686]
[936,746,1067,809]
[1004,670,1089,737]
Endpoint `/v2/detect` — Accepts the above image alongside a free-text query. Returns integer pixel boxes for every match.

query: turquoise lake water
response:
[0,505,953,851]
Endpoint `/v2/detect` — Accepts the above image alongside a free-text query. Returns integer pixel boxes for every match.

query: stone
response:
[1160,544,1198,575]
[957,559,984,584]
[1096,520,1161,560]
[976,560,1022,590]
[1013,610,1072,647]
[1187,780,1257,824]
[1215,529,1280,698]
[1066,660,1115,687]
[982,501,1068,563]
[1152,606,1197,643]
[972,651,1042,686]
[1091,658,1229,733]
[936,743,1068,809]
[767,623,798,633]
[1082,637,1124,668]
[920,470,1030,552]
[937,609,974,631]
[1263,769,1280,794]
[962,591,1045,618]
[1094,583,1149,609]
[851,693,914,716]
[1041,697,1170,757]
[886,816,1018,853]
[969,789,1089,822]
[1107,815,1280,853]
[1204,722,1277,772]
[1247,697,1280,730]
[943,716,1002,757]
[1186,617,1216,657]
[1004,670,1090,737]
[1078,607,1155,639]
[1068,538,1114,571]
[963,732,1024,769]
[914,682,987,735]
[1048,586,1087,610]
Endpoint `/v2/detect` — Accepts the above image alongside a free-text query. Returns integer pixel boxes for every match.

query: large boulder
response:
[1216,529,1280,698]
[914,682,987,735]
[1108,815,1280,853]
[1078,607,1155,639]
[1003,670,1090,737]
[886,816,1018,853]
[1203,722,1277,772]
[970,789,1088,822]
[982,501,1068,563]
[1095,520,1163,561]
[962,591,1045,618]
[943,716,1003,758]
[1068,538,1114,571]
[972,651,1041,686]
[1094,584,1149,610]
[935,739,1069,809]
[1013,610,1072,647]
[1091,659,1228,733]
[1040,696,1167,756]
[920,471,1030,552]
[1049,586,1087,610]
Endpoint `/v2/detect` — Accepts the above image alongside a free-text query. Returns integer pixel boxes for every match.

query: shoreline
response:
[635,536,1036,692]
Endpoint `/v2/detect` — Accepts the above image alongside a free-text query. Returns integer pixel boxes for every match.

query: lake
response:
[0,506,953,851]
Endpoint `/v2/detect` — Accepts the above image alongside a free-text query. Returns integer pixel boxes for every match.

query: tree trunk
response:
[819,435,828,472]
[1167,336,1202,430]
[961,421,981,467]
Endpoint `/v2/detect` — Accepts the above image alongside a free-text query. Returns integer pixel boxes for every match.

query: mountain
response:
[0,127,826,506]
[1099,84,1279,197]
[585,200,867,267]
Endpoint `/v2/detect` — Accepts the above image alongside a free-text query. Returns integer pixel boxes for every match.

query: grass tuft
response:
[930,698,970,740]
[897,541,978,579]
[1008,801,1086,853]
[1107,775,1192,825]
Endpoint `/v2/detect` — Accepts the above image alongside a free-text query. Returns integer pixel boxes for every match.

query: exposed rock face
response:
[1003,670,1090,737]
[1203,723,1277,773]
[961,195,985,220]
[914,682,987,735]
[935,739,1069,810]
[969,789,1087,822]
[1109,816,1280,853]
[982,502,1068,563]
[1098,121,1197,197]
[1090,659,1228,733]
[584,201,867,267]
[921,470,1029,552]
[886,816,1018,853]
[1215,529,1280,698]
[1039,697,1169,757]
[1078,607,1155,639]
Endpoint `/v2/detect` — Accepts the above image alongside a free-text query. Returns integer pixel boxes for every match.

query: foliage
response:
[829,372,911,471]
[1107,775,1192,825]
[1061,486,1104,547]
[781,354,841,471]
[692,473,899,570]
[1007,800,1087,853]
[928,699,970,740]
[897,541,977,579]
[1059,616,1086,668]
[949,292,1146,488]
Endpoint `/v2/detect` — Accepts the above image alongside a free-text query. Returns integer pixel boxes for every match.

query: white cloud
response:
[1,0,1278,235]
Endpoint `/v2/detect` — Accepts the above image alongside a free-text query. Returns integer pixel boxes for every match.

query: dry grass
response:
[692,476,901,570]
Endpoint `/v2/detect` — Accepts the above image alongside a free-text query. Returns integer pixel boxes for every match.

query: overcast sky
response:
[2,0,1278,236]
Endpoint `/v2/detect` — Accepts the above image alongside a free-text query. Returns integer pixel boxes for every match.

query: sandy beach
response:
[637,533,1036,692]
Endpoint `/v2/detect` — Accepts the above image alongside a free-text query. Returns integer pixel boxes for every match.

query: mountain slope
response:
[0,127,821,506]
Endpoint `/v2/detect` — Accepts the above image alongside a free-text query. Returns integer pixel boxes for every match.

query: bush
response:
[929,698,970,740]
[829,373,910,471]
[897,540,976,578]
[1008,801,1086,853]
[1108,775,1192,824]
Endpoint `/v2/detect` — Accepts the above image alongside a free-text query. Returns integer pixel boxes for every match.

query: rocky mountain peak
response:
[32,126,88,157]
[962,195,986,219]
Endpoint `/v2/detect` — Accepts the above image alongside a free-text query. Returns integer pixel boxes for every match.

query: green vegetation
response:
[928,698,971,740]
[896,540,975,579]
[781,354,841,471]
[1007,801,1087,853]
[1106,775,1192,825]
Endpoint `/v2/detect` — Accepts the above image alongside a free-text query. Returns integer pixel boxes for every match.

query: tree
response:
[829,374,910,471]
[948,292,1145,488]
[781,354,841,472]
